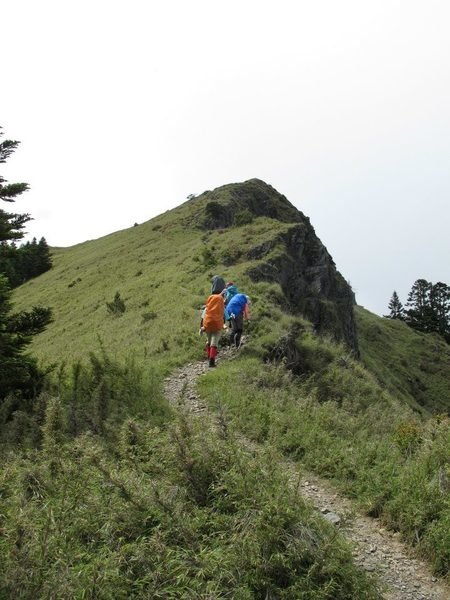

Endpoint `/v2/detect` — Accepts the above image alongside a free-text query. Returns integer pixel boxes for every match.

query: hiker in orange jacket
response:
[200,290,226,367]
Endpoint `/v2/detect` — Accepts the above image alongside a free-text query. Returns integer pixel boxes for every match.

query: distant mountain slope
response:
[356,306,450,415]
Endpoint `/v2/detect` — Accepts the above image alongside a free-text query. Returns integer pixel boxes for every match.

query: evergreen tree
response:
[386,290,404,320]
[37,237,52,272]
[0,274,52,400]
[0,127,52,402]
[404,278,450,342]
[0,127,31,243]
[16,236,52,284]
[430,282,450,341]
[0,241,18,285]
[0,128,52,287]
[405,279,433,332]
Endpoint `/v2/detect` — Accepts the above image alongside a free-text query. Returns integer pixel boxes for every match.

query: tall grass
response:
[0,349,170,451]
[198,338,450,578]
[0,412,379,598]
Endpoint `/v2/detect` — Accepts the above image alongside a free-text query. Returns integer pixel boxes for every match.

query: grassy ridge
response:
[13,209,290,368]
[13,206,450,418]
[7,187,450,588]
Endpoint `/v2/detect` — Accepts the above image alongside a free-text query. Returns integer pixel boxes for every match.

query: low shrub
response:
[234,209,254,226]
[106,291,126,315]
[141,311,157,323]
[0,350,170,452]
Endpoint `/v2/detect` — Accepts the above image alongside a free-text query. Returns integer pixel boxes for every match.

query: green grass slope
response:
[9,181,450,581]
[13,190,450,418]
[12,198,291,369]
[356,306,450,415]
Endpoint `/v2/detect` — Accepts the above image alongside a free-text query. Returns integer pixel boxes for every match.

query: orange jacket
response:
[203,294,225,332]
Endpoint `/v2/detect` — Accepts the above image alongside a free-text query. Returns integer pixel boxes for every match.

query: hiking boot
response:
[208,358,216,368]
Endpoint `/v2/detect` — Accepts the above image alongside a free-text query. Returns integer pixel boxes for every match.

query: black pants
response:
[230,314,243,347]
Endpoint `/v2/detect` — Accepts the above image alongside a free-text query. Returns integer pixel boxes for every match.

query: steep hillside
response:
[12,179,450,417]
[6,178,450,587]
[12,179,356,366]
[356,306,450,415]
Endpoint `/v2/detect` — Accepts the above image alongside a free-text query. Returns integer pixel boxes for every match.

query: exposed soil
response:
[164,351,449,600]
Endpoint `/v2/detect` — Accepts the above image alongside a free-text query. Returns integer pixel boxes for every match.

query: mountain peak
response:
[195,179,304,230]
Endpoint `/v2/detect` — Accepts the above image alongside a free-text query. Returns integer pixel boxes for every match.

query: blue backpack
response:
[226,293,248,318]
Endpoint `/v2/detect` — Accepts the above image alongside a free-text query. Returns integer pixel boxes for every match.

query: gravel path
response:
[164,355,449,600]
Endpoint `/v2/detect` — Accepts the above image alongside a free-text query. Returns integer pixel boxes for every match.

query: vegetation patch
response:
[234,208,254,226]
[8,177,450,585]
[0,390,378,598]
[106,291,126,316]
[198,351,450,577]
[356,306,450,414]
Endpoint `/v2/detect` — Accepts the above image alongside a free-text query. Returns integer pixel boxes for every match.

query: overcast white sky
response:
[3,0,450,315]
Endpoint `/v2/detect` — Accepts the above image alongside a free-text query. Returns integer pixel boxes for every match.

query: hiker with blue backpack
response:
[226,292,251,348]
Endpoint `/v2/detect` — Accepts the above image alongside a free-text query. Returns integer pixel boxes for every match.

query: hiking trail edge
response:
[164,354,449,600]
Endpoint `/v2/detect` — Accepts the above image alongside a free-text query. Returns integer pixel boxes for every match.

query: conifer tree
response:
[0,127,52,402]
[0,128,52,287]
[405,279,433,332]
[16,236,52,284]
[404,279,450,342]
[386,290,404,320]
[430,282,450,341]
[0,274,52,400]
[0,127,31,243]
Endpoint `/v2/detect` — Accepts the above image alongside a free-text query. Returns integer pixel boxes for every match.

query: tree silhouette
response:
[430,282,450,341]
[386,290,404,320]
[0,274,52,400]
[0,127,31,243]
[0,127,53,402]
[405,279,433,332]
[403,279,450,343]
[0,128,52,287]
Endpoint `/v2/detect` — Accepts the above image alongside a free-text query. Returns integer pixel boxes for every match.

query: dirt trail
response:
[164,355,449,600]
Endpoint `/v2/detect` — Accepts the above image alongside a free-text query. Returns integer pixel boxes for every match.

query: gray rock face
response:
[247,222,358,352]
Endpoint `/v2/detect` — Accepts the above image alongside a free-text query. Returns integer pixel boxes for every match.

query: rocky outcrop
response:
[247,222,358,352]
[198,178,358,352]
